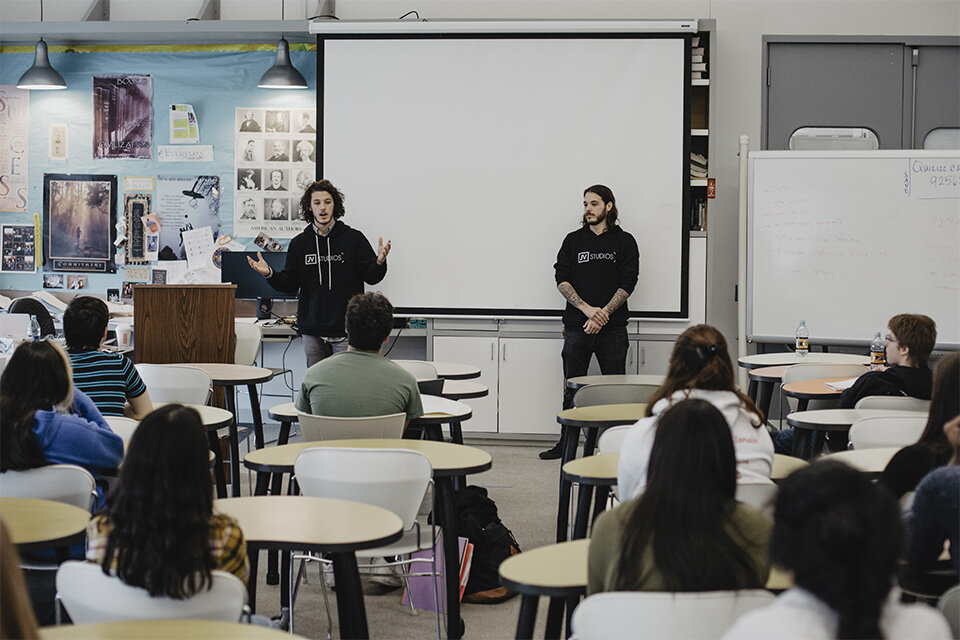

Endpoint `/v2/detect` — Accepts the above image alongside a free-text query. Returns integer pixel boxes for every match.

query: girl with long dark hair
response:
[723,461,951,639]
[588,399,771,593]
[618,324,773,500]
[0,340,122,485]
[85,405,248,597]
[880,352,960,499]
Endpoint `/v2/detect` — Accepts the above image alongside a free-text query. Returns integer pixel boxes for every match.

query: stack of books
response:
[690,152,708,179]
[691,36,707,80]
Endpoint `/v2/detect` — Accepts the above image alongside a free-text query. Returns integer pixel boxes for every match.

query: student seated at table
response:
[589,399,771,594]
[86,404,249,593]
[839,313,937,408]
[63,296,152,418]
[880,352,959,500]
[722,460,951,640]
[0,340,123,498]
[618,324,773,500]
[903,412,960,584]
[295,292,423,430]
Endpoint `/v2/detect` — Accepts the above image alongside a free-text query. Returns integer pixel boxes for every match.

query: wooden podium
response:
[133,284,236,364]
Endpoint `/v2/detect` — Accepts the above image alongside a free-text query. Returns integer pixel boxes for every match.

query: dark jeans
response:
[561,326,629,410]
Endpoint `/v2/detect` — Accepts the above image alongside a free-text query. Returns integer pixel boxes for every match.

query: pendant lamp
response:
[258,37,307,89]
[17,38,66,90]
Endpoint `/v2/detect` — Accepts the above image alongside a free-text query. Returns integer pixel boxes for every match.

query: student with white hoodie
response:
[618,324,774,501]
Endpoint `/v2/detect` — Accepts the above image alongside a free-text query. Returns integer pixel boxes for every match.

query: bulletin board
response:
[0,44,316,295]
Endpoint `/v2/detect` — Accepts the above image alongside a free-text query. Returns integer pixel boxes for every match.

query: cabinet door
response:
[498,337,565,435]
[432,336,498,433]
[636,340,673,375]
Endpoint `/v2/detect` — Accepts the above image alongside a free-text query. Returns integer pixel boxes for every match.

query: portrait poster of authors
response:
[93,74,153,159]
[234,107,315,239]
[0,86,29,212]
[43,174,117,273]
[155,175,220,261]
[1,224,36,272]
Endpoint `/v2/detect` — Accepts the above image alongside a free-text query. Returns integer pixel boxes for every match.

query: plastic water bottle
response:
[795,321,809,357]
[870,332,885,371]
[28,316,41,341]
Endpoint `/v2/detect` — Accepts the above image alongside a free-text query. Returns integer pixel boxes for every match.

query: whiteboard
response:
[748,151,960,347]
[321,35,688,317]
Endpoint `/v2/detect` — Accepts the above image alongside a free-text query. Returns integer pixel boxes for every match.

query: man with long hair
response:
[541,184,640,459]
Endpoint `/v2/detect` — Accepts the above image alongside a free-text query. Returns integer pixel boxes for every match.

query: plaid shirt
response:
[86,513,249,585]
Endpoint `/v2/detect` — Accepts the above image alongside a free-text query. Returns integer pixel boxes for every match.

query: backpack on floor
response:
[453,485,521,604]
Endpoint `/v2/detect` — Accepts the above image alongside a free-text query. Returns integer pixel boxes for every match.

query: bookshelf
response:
[690,22,714,233]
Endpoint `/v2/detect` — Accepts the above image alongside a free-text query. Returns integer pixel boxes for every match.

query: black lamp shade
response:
[17,39,66,90]
[258,37,307,89]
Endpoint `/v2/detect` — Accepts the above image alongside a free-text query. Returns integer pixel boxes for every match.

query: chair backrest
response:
[297,412,406,442]
[574,383,659,408]
[55,561,246,624]
[8,297,56,338]
[572,590,776,639]
[771,453,808,482]
[937,584,960,640]
[294,447,431,529]
[735,482,778,518]
[134,364,212,405]
[597,424,633,454]
[393,360,438,380]
[854,395,932,412]
[0,464,96,510]
[104,416,139,442]
[848,414,928,449]
[234,322,263,367]
[782,363,870,412]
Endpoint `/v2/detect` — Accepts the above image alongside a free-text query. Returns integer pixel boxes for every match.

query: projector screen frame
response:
[314,25,694,319]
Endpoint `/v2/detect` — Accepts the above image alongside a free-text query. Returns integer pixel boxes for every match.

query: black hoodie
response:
[267,220,386,337]
[839,364,933,409]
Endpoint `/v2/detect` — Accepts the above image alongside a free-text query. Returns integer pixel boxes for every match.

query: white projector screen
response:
[320,35,689,317]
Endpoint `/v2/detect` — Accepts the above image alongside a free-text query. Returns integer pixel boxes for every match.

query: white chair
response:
[848,414,928,449]
[571,590,776,639]
[104,416,139,442]
[573,383,659,408]
[55,561,246,624]
[782,363,870,413]
[293,447,441,638]
[0,464,95,511]
[735,482,778,518]
[854,396,932,412]
[234,321,263,366]
[937,584,960,640]
[134,364,212,405]
[297,412,406,441]
[597,424,633,455]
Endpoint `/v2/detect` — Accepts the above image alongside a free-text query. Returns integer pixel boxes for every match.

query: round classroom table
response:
[565,374,665,391]
[244,439,491,640]
[499,539,589,640]
[737,352,870,370]
[785,408,919,459]
[555,403,646,543]
[824,446,902,476]
[771,453,808,483]
[440,379,489,400]
[561,454,618,540]
[39,620,305,639]
[0,497,89,554]
[393,360,481,380]
[188,363,274,498]
[215,496,402,639]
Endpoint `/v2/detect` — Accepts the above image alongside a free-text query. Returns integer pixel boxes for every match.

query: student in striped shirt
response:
[63,296,152,418]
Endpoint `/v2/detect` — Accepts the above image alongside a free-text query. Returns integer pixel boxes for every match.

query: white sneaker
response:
[368,557,403,588]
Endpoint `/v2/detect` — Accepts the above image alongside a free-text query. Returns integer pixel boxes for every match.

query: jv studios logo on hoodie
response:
[578,251,616,263]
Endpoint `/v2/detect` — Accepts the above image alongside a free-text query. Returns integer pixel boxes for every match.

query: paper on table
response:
[825,377,859,391]
[30,290,67,312]
[181,226,216,271]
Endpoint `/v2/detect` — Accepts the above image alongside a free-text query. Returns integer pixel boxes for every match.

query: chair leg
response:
[399,555,418,616]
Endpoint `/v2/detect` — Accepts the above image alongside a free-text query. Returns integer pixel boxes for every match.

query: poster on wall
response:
[93,74,153,159]
[155,175,220,260]
[234,107,315,239]
[1,224,36,272]
[43,174,118,273]
[0,86,29,212]
[124,193,151,264]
